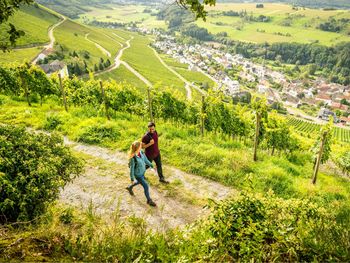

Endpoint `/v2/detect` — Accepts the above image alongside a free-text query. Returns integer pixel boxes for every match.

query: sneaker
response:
[147,199,157,207]
[126,186,134,196]
[159,178,169,184]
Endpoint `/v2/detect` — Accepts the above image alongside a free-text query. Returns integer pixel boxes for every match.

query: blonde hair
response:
[128,141,141,159]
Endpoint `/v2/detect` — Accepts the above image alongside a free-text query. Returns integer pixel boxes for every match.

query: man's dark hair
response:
[148,122,155,128]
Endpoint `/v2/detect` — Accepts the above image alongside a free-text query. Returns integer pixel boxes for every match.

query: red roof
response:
[339,117,350,122]
[316,94,332,100]
[331,103,349,111]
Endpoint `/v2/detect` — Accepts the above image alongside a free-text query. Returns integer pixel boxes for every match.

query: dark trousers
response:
[130,174,151,201]
[147,154,164,180]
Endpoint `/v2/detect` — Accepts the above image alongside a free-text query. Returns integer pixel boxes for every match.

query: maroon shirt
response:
[142,131,160,159]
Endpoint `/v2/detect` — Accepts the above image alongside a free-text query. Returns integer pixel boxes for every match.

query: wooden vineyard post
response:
[253,112,261,162]
[58,73,68,112]
[99,80,110,120]
[147,87,153,122]
[201,95,205,136]
[312,131,328,185]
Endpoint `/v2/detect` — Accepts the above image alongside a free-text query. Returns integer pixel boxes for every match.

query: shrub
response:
[44,115,63,131]
[77,123,121,144]
[0,125,83,223]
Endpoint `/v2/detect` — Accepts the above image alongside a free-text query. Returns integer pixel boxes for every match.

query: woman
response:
[126,141,157,207]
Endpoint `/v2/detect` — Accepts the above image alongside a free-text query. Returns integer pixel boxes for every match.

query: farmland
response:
[96,64,146,90]
[0,5,60,47]
[123,34,188,98]
[77,4,167,29]
[195,3,350,45]
[287,116,350,143]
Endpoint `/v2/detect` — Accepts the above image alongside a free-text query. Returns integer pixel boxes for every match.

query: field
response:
[96,64,146,90]
[54,19,122,67]
[0,47,43,65]
[77,4,167,29]
[0,5,60,47]
[195,3,350,45]
[122,34,188,98]
[287,116,350,143]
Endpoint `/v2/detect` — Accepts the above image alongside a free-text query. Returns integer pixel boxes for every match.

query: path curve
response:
[85,33,111,57]
[95,33,153,88]
[150,47,193,100]
[32,15,66,64]
[60,137,235,231]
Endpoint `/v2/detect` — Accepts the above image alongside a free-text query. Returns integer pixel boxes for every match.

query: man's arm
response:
[142,139,154,149]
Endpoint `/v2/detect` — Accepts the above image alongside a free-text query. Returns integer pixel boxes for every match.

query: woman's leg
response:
[136,175,151,201]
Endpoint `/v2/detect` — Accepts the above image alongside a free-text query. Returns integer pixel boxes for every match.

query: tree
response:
[0,125,83,223]
[0,0,34,51]
[176,0,216,20]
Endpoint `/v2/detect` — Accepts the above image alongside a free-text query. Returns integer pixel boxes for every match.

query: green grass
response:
[96,64,146,90]
[196,3,350,45]
[0,47,43,65]
[0,96,349,205]
[76,4,166,29]
[54,19,119,67]
[123,34,187,98]
[0,5,60,47]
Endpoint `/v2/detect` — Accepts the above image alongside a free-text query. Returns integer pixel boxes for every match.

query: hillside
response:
[218,0,350,9]
[0,4,60,47]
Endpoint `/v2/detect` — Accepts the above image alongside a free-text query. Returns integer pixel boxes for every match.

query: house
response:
[339,116,350,126]
[315,94,332,105]
[330,102,349,111]
[317,108,337,122]
[39,60,69,77]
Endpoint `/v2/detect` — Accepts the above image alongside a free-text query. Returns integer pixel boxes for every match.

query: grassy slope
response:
[0,47,43,65]
[0,97,349,206]
[196,3,350,45]
[123,34,187,98]
[0,5,60,65]
[96,64,147,90]
[54,19,121,67]
[0,5,60,47]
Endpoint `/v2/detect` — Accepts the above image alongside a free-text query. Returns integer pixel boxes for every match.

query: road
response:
[150,46,208,100]
[32,15,66,64]
[85,33,111,57]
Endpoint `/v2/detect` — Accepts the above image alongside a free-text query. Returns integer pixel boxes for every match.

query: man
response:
[142,122,169,184]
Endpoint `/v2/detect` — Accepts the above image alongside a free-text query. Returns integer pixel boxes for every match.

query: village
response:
[150,30,350,126]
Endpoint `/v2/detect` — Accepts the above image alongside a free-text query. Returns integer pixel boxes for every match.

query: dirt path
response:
[60,137,235,231]
[85,33,111,57]
[32,15,66,64]
[150,46,193,100]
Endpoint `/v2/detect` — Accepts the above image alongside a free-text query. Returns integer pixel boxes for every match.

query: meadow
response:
[122,34,188,98]
[76,4,166,29]
[0,5,60,47]
[96,65,146,90]
[54,19,121,67]
[195,3,350,45]
[0,47,43,65]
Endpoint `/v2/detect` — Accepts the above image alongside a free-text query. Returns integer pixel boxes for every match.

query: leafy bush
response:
[44,115,63,131]
[206,192,350,262]
[77,123,121,144]
[0,125,83,223]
